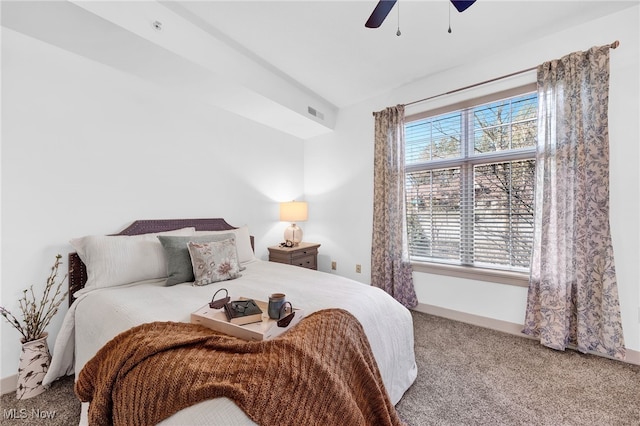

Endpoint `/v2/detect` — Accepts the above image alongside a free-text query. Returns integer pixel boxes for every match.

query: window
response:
[405,90,537,276]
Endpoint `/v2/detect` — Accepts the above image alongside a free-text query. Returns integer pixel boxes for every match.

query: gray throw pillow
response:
[158,233,234,286]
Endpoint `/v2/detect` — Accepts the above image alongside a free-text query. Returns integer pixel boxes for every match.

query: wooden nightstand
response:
[268,242,321,270]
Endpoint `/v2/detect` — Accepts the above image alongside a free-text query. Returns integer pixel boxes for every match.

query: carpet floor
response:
[397,311,639,425]
[1,310,638,425]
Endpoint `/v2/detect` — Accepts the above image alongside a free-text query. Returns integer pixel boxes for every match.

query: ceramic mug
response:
[268,293,286,319]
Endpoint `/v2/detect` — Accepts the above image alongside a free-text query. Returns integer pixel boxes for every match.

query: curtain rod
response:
[403,40,620,108]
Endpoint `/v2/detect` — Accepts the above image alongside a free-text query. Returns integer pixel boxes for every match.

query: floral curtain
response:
[371,105,418,309]
[523,45,625,360]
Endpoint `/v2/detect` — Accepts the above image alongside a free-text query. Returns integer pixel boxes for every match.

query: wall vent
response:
[307,106,325,120]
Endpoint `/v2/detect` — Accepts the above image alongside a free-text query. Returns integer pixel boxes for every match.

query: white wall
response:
[0,29,306,380]
[305,7,640,354]
[2,5,638,385]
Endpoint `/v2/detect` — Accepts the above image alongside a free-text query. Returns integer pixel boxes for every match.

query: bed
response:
[43,218,417,425]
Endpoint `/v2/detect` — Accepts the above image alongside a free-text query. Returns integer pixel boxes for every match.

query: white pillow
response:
[194,225,256,264]
[70,227,196,290]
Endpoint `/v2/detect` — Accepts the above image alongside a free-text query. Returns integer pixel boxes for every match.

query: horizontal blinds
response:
[406,168,461,261]
[473,160,535,269]
[405,91,537,271]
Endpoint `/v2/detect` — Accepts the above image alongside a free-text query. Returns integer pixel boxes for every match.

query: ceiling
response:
[2,1,637,138]
[170,0,636,108]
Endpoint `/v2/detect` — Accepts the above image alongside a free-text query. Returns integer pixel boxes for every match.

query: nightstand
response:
[268,242,321,270]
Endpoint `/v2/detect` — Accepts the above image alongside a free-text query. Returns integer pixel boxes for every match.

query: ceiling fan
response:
[365,0,476,29]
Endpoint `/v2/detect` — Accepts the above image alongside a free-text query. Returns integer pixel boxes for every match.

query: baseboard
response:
[0,374,17,395]
[413,303,640,366]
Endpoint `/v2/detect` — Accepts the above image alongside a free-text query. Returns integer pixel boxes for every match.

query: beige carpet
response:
[0,373,79,426]
[1,310,638,425]
[396,311,640,425]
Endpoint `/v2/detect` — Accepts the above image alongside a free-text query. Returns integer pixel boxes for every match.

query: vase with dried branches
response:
[1,255,69,399]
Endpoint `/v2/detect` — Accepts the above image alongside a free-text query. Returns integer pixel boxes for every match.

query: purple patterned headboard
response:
[68,218,254,306]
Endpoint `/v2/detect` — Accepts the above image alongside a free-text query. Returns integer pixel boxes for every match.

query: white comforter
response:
[44,260,417,425]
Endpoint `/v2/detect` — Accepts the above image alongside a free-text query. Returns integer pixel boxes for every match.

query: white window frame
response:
[405,84,537,287]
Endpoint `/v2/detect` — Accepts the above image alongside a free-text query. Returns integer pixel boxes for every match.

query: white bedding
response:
[44,260,417,425]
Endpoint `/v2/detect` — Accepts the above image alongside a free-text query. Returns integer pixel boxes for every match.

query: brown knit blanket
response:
[75,309,405,426]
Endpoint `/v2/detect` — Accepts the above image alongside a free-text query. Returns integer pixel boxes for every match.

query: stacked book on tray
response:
[191,298,304,341]
[223,299,264,325]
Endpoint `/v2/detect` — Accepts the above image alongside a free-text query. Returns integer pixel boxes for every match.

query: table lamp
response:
[280,201,308,246]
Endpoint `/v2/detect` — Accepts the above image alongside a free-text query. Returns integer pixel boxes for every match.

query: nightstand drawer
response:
[292,254,316,270]
[290,247,318,259]
[268,242,321,271]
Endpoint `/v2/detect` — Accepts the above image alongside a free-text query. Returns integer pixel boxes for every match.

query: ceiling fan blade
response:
[365,0,397,28]
[450,0,476,13]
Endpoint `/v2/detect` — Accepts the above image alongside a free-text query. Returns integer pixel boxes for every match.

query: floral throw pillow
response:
[187,239,241,286]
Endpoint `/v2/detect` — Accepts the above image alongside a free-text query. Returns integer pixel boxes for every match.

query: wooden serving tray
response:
[190,299,304,341]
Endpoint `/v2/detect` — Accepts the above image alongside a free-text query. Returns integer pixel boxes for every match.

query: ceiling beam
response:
[2,1,336,139]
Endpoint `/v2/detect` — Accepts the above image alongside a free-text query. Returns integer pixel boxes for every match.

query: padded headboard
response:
[68,218,254,306]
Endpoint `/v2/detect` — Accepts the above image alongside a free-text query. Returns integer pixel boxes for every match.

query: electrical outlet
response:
[356,264,361,273]
[331,261,336,270]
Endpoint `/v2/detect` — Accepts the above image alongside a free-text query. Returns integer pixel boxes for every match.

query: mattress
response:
[44,260,417,424]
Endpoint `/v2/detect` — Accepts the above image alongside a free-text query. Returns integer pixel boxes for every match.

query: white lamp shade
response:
[279,202,308,222]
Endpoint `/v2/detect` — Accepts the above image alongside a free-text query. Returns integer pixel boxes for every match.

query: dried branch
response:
[1,255,69,342]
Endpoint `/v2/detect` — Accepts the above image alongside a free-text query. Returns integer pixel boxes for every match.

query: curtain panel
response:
[523,45,625,360]
[371,105,418,309]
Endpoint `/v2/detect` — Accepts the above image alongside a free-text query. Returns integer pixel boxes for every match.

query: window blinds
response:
[405,92,537,272]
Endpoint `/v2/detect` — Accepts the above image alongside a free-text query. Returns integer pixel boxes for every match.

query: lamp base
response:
[284,223,303,246]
